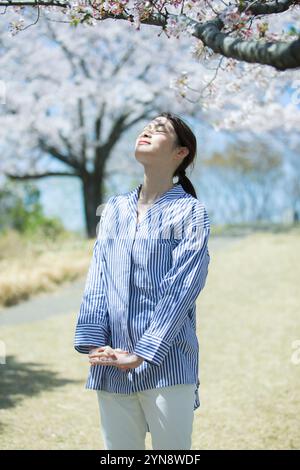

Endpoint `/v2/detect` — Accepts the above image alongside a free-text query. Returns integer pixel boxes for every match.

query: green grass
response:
[210,221,300,237]
[0,228,299,449]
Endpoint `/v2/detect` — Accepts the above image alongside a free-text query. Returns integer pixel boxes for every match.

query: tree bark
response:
[82,172,104,239]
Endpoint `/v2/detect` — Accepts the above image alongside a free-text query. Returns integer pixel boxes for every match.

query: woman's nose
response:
[142,131,151,137]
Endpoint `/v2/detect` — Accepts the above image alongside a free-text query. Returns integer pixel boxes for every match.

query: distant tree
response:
[204,139,283,222]
[0,180,64,237]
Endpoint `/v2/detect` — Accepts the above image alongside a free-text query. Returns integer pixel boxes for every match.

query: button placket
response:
[123,221,138,352]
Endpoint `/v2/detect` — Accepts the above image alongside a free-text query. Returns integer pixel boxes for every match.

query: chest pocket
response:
[145,238,176,291]
[132,239,171,291]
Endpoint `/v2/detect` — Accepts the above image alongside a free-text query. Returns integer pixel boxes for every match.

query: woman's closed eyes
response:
[140,128,166,137]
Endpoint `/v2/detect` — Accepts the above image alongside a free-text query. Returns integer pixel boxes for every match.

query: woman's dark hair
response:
[153,111,198,199]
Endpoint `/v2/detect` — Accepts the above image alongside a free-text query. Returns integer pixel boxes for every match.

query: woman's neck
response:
[139,181,175,205]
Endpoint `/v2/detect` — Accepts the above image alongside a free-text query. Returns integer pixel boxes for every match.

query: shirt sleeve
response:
[134,202,211,366]
[74,199,113,354]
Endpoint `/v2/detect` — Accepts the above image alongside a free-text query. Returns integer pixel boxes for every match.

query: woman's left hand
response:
[88,346,144,370]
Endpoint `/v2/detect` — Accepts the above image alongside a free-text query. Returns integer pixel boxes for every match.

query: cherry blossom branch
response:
[244,0,298,15]
[0,1,69,6]
[0,1,299,70]
[5,171,79,179]
[90,3,298,71]
[191,16,300,70]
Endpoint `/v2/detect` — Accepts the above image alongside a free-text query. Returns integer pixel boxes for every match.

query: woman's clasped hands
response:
[88,346,144,372]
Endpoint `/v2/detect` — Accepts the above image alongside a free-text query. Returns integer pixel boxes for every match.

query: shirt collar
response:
[127,182,186,210]
[126,182,187,228]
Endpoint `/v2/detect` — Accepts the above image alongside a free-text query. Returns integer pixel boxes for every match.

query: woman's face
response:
[135,116,182,171]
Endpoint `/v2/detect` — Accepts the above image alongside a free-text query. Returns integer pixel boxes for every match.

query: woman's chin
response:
[135,152,153,163]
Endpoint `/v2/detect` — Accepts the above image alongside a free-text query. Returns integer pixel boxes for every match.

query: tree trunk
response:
[82,173,104,238]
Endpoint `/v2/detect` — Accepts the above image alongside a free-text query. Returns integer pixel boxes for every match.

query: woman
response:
[74,111,211,450]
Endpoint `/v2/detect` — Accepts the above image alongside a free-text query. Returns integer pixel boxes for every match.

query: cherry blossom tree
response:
[0,1,299,136]
[0,1,299,234]
[0,10,207,237]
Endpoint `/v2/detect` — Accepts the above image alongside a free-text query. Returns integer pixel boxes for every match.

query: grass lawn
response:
[0,228,299,449]
[0,230,92,308]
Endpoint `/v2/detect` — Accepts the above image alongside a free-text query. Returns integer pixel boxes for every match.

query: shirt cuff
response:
[74,323,108,354]
[133,333,171,366]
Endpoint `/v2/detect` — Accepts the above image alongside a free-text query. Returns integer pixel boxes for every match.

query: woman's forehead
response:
[146,117,173,132]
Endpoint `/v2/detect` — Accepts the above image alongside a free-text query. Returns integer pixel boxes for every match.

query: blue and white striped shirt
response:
[74,182,210,421]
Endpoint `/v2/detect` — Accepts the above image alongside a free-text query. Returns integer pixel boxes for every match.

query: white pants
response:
[96,383,195,450]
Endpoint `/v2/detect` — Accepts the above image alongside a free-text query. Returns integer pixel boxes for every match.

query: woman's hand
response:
[88,346,144,371]
[88,346,128,368]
